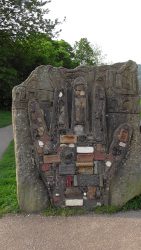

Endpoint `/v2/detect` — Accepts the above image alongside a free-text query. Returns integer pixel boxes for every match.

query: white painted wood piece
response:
[77,146,94,154]
[65,199,83,206]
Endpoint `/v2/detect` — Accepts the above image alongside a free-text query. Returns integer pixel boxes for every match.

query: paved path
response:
[1,211,141,250]
[0,125,13,159]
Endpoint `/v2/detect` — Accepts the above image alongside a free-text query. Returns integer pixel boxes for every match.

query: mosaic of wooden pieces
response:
[28,76,133,209]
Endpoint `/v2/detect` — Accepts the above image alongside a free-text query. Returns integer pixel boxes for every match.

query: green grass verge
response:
[1,140,141,217]
[0,111,12,128]
[122,195,141,211]
[94,205,121,214]
[0,141,19,216]
[43,206,87,216]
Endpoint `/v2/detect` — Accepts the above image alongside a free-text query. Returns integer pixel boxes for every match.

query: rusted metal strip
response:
[44,155,60,164]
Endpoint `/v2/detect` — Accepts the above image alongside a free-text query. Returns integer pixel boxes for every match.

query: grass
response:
[122,195,141,211]
[0,110,12,128]
[1,140,141,217]
[94,205,121,214]
[43,206,87,217]
[0,141,19,216]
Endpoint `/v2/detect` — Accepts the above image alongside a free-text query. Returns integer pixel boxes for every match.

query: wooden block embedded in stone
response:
[65,199,83,206]
[59,164,75,175]
[94,151,106,161]
[78,166,93,175]
[96,144,105,152]
[36,145,43,155]
[44,155,60,164]
[76,162,93,167]
[78,175,99,186]
[77,146,94,154]
[77,153,94,162]
[87,186,96,200]
[65,187,82,198]
[60,134,77,144]
[41,163,51,171]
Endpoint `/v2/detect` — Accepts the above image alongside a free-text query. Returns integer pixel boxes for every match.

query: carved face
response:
[75,84,85,96]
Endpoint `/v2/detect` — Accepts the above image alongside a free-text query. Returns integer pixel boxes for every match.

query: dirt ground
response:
[1,211,141,250]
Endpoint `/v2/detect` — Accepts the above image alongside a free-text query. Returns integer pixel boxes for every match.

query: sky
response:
[48,0,141,64]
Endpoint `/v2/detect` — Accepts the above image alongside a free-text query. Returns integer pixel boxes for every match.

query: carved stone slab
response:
[12,60,141,212]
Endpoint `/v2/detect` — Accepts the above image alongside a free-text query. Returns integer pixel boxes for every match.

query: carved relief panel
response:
[13,61,139,210]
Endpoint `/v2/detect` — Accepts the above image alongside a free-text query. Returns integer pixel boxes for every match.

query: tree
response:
[0,0,61,38]
[0,0,65,108]
[73,38,104,66]
[0,33,76,109]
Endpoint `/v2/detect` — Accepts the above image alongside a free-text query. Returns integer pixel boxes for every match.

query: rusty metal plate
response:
[78,166,93,175]
[94,151,106,161]
[44,155,60,163]
[87,186,96,200]
[60,135,77,144]
[77,153,94,162]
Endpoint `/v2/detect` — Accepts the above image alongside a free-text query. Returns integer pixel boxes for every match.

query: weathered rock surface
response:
[12,61,141,212]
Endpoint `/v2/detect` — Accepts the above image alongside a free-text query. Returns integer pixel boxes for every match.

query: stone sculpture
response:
[12,60,141,212]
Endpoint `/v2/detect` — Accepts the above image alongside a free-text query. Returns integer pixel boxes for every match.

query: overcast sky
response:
[48,0,141,64]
